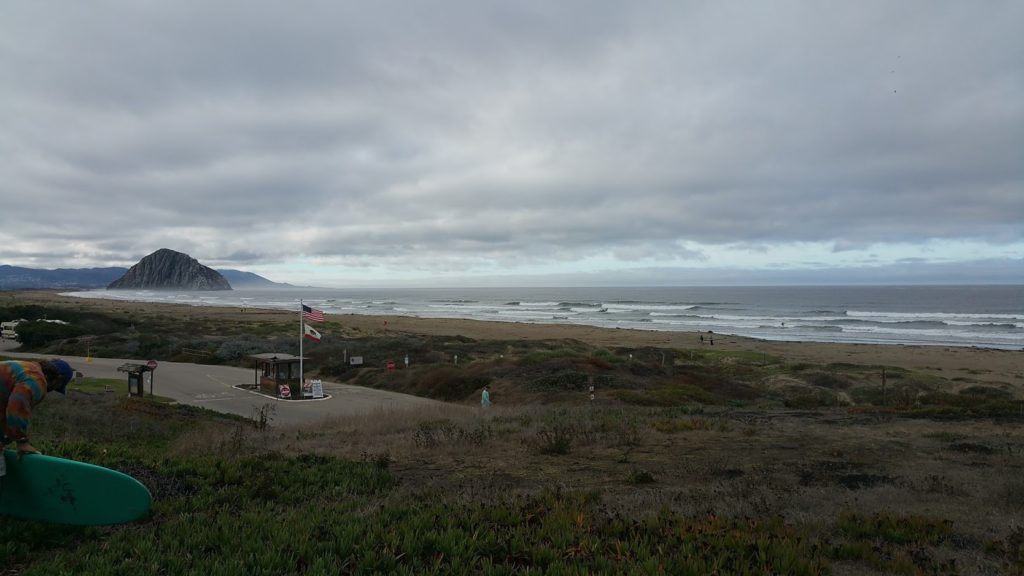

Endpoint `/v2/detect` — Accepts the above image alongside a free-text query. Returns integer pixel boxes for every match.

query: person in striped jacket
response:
[1,359,76,457]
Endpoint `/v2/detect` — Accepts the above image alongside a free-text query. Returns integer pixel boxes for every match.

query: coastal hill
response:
[218,269,290,288]
[0,265,128,289]
[107,249,232,291]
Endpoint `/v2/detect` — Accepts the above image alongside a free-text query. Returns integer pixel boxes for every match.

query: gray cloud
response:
[1,1,1021,283]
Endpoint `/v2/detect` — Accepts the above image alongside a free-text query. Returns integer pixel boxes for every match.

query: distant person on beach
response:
[1,359,76,458]
[481,384,491,408]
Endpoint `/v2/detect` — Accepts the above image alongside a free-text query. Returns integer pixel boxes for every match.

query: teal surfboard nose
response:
[0,450,152,525]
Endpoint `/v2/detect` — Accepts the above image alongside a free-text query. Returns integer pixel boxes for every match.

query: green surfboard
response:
[0,449,152,525]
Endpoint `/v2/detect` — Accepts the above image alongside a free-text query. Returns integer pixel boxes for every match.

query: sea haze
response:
[67,285,1024,350]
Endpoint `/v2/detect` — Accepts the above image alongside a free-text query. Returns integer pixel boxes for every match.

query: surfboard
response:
[0,449,152,525]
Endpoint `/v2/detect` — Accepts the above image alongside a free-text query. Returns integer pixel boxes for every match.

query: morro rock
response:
[107,249,232,290]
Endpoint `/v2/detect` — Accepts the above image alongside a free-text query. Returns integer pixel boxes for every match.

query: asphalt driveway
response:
[2,344,448,427]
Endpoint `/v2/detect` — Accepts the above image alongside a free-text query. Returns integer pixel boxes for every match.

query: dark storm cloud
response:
[0,1,1020,280]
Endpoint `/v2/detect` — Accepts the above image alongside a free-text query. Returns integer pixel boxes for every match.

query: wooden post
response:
[880,364,888,405]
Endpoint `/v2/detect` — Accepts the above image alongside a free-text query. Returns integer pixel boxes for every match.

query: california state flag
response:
[303,324,322,342]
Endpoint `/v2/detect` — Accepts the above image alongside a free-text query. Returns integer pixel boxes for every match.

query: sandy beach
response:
[6,290,1022,394]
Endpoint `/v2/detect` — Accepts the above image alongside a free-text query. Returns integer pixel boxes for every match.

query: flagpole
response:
[299,299,304,393]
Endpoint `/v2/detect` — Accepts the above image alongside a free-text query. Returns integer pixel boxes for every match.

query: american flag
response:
[302,304,324,322]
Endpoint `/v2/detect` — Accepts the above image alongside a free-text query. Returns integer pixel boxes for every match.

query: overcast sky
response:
[1,1,1021,287]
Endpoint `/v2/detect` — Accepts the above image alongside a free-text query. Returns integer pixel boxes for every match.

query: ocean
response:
[64,285,1024,350]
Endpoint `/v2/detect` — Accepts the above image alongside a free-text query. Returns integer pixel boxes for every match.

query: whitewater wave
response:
[63,287,1024,350]
[847,310,1024,322]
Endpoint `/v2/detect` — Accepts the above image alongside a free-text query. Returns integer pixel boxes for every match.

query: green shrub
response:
[521,348,581,364]
[837,511,951,545]
[615,382,722,406]
[13,320,84,348]
[652,417,717,433]
[808,372,852,390]
[215,337,266,361]
[537,421,574,455]
[782,387,844,409]
[958,385,1012,399]
[627,468,656,484]
[593,349,626,364]
[1000,480,1024,510]
[413,419,494,448]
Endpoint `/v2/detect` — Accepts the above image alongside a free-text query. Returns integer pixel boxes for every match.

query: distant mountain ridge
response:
[0,265,127,289]
[218,269,289,288]
[0,257,286,290]
[108,249,231,290]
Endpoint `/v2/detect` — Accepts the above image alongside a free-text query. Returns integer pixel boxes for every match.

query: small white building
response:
[1,318,68,340]
[1,319,23,340]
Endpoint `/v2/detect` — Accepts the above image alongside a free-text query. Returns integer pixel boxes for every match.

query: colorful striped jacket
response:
[1,361,51,443]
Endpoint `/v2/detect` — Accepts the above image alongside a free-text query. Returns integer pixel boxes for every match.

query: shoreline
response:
[56,286,1024,351]
[5,289,1023,391]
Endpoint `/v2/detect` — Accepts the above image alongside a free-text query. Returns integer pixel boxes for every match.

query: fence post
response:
[882,368,887,406]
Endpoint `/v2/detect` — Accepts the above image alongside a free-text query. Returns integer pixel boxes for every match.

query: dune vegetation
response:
[1,295,1022,574]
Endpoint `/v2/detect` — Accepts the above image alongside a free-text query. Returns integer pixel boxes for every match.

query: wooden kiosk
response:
[251,353,305,399]
[117,362,155,397]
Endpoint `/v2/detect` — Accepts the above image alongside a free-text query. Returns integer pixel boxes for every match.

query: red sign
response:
[146,359,158,370]
[280,384,291,399]
[386,360,396,371]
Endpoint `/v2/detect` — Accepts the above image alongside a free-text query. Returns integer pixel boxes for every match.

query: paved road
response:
[1,344,449,427]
